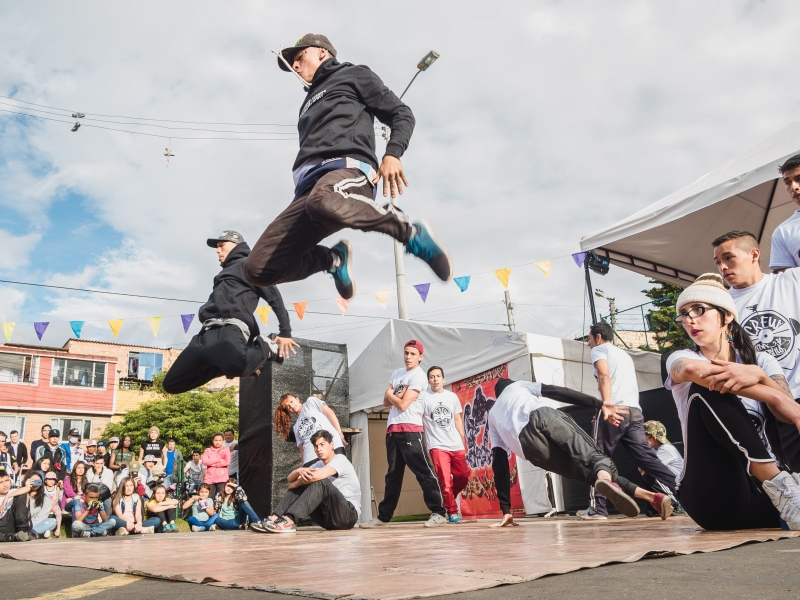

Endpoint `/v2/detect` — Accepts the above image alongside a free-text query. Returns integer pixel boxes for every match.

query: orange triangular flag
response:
[293,302,308,320]
[108,319,124,338]
[335,297,349,316]
[495,268,511,288]
[255,306,271,325]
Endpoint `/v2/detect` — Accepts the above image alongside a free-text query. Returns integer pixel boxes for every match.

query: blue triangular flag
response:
[454,276,470,292]
[70,321,84,339]
[413,283,430,303]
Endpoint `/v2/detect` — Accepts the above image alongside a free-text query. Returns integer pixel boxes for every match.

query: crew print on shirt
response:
[740,304,800,370]
[297,416,321,440]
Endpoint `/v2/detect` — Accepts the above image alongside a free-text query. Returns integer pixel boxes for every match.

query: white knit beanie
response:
[675,273,738,321]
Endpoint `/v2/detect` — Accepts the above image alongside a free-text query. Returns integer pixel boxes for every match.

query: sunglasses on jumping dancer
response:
[673,305,717,324]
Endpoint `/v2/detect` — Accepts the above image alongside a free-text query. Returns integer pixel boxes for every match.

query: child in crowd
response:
[110,476,156,535]
[214,478,261,530]
[184,483,219,531]
[202,434,231,498]
[26,471,57,539]
[184,450,205,494]
[137,455,159,499]
[42,471,62,537]
[61,460,87,511]
[71,484,114,538]
[274,393,347,467]
[145,485,179,532]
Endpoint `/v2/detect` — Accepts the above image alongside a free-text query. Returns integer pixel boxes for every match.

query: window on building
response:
[49,418,91,441]
[127,352,163,381]
[0,416,26,440]
[51,359,106,389]
[0,352,37,384]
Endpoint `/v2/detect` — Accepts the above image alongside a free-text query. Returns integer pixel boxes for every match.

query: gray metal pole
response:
[504,290,516,332]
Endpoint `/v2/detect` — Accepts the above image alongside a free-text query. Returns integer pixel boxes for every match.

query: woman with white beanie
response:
[665,273,800,530]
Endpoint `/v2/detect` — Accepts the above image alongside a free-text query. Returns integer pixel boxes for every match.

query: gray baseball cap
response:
[206,230,245,248]
[278,34,336,72]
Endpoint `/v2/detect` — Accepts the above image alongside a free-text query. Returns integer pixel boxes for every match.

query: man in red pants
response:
[422,365,470,523]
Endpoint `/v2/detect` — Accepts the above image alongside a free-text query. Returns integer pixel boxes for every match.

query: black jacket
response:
[198,243,291,338]
[293,59,415,171]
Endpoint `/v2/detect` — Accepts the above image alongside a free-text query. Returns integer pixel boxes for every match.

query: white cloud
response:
[0,229,42,271]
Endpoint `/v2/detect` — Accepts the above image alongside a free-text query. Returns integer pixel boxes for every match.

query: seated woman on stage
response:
[274,393,347,467]
[145,485,179,533]
[666,273,800,530]
[214,478,261,530]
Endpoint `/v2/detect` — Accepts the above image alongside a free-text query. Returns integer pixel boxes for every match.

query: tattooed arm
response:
[770,374,792,397]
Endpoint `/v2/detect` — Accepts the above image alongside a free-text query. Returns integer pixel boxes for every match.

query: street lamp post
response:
[387,50,439,320]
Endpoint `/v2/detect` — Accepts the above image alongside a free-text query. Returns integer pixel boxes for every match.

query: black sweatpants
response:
[777,398,800,472]
[494,407,637,514]
[591,406,677,516]
[149,508,176,529]
[678,384,780,531]
[273,479,358,530]
[162,325,269,394]
[0,495,30,541]
[377,431,446,522]
[244,168,413,287]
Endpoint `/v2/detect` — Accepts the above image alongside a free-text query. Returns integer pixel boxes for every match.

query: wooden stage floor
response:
[1,516,796,599]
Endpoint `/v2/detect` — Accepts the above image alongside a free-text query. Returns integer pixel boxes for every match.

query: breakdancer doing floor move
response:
[162,230,296,394]
[243,34,453,299]
[488,379,673,527]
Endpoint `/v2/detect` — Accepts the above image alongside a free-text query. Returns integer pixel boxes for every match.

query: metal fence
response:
[597,293,679,351]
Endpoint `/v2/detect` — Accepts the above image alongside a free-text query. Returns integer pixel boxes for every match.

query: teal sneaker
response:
[448,514,461,524]
[329,240,355,299]
[404,221,453,282]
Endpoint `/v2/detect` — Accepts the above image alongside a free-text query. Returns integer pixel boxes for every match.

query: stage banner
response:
[451,364,524,518]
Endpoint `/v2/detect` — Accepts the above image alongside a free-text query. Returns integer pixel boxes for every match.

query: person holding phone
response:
[71,484,114,537]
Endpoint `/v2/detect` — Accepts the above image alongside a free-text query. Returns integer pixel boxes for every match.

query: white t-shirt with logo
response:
[665,348,783,462]
[590,343,640,409]
[311,454,361,517]
[421,389,465,452]
[729,271,800,397]
[293,397,344,464]
[487,381,546,459]
[769,211,800,269]
[386,367,428,432]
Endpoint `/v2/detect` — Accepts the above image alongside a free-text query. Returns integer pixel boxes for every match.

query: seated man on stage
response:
[488,379,673,527]
[163,230,297,394]
[252,430,361,533]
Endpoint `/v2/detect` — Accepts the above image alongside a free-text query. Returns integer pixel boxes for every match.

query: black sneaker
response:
[404,221,453,282]
[328,240,355,300]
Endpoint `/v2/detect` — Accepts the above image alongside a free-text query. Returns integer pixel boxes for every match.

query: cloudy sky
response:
[1,1,798,361]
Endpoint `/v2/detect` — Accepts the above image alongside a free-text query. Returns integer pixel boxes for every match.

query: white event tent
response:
[348,319,662,522]
[579,123,800,287]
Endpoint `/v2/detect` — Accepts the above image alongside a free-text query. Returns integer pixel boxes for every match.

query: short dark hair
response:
[192,449,201,455]
[0,471,9,481]
[427,365,444,378]
[199,483,211,493]
[94,454,105,462]
[41,424,51,431]
[224,428,235,435]
[310,430,333,445]
[211,433,223,440]
[85,484,100,495]
[711,230,758,252]
[589,322,614,342]
[778,154,800,175]
[10,430,18,435]
[168,438,176,443]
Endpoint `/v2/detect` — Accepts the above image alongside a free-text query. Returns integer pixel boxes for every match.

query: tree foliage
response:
[641,279,692,353]
[103,372,238,456]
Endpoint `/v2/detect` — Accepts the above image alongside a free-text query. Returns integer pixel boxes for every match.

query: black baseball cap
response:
[206,230,245,248]
[278,34,336,71]
[68,428,81,438]
[49,429,61,438]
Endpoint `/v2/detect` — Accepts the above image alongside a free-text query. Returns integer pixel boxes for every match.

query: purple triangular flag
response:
[413,283,430,303]
[34,322,49,340]
[181,314,195,333]
[454,276,470,292]
[70,321,84,339]
[572,252,587,268]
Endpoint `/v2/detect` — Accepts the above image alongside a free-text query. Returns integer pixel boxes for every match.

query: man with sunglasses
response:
[244,34,453,300]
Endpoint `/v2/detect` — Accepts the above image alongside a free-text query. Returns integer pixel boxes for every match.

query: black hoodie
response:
[198,243,291,338]
[293,59,416,171]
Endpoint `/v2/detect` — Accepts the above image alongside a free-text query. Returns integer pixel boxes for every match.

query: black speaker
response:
[558,386,682,514]
[238,338,349,518]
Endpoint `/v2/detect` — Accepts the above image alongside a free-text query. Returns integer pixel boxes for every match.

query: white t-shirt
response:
[386,366,428,432]
[590,343,640,409]
[311,454,361,516]
[487,381,545,460]
[223,439,238,475]
[421,389,465,452]
[655,444,684,479]
[729,270,800,397]
[665,348,783,461]
[769,211,800,269]
[293,397,344,464]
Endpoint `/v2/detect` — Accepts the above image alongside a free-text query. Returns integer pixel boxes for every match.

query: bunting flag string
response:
[70,321,84,339]
[34,322,49,340]
[147,316,162,336]
[494,268,511,288]
[180,314,194,333]
[535,259,552,278]
[2,322,14,341]
[374,290,390,309]
[108,319,124,339]
[454,276,470,292]
[413,283,430,303]
[255,306,271,325]
[335,297,349,316]
[293,302,308,320]
[572,252,587,268]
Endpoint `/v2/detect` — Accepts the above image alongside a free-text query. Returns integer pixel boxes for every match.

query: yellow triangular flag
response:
[108,319,124,339]
[147,316,162,336]
[535,259,551,278]
[335,297,349,316]
[374,290,390,309]
[1,322,14,341]
[293,302,308,320]
[255,306,271,325]
[495,268,511,288]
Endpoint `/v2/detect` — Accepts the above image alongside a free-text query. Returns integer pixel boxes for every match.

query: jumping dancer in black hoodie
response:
[244,34,453,300]
[162,230,295,394]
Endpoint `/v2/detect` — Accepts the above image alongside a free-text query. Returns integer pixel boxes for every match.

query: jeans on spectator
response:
[32,518,58,535]
[187,514,219,530]
[216,502,260,530]
[64,498,77,512]
[108,516,161,533]
[142,517,161,529]
[72,520,114,536]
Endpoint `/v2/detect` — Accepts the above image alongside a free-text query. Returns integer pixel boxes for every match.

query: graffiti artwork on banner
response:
[451,363,524,518]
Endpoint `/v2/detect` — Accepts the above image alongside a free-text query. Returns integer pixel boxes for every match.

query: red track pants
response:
[429,448,471,515]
